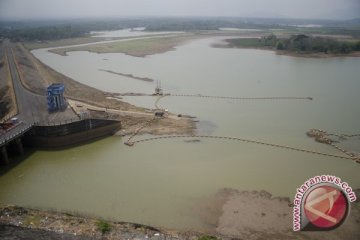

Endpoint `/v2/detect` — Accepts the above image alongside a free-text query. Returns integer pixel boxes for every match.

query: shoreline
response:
[197,188,360,240]
[24,33,182,51]
[2,188,359,239]
[36,31,267,58]
[47,34,199,57]
[0,204,208,240]
[41,34,360,59]
[275,50,360,58]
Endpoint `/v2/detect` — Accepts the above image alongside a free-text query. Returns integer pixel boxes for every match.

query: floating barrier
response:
[125,134,357,161]
[125,118,157,146]
[122,94,360,163]
[169,94,313,101]
[307,129,359,161]
[118,92,313,101]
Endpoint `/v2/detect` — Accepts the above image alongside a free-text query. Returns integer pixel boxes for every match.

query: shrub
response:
[96,220,111,234]
[198,236,219,240]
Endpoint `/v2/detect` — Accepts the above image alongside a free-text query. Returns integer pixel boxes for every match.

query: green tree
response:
[355,41,360,51]
[340,43,350,53]
[276,41,285,50]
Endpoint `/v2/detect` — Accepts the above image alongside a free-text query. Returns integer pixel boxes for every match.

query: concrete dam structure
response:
[0,43,122,164]
[24,119,121,148]
[0,118,121,164]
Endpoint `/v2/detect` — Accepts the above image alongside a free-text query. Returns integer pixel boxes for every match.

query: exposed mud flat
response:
[196,188,360,240]
[99,69,155,82]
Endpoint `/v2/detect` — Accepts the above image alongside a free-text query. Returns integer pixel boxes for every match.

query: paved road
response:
[0,42,46,147]
[6,44,46,121]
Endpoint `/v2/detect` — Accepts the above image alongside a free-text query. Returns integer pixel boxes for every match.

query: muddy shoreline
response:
[1,188,359,239]
[197,188,360,240]
[0,204,206,240]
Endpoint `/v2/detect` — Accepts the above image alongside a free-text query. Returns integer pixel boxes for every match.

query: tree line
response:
[268,34,359,54]
[227,34,360,54]
[0,25,86,41]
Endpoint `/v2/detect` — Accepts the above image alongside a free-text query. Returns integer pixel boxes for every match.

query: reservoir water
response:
[1,36,360,231]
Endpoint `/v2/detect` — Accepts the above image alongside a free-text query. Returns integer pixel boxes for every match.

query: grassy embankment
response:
[23,33,183,51]
[48,34,198,57]
[24,37,108,50]
[14,43,141,112]
[46,31,270,57]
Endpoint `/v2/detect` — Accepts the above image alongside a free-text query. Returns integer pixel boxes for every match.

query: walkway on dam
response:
[0,123,34,148]
[0,44,39,148]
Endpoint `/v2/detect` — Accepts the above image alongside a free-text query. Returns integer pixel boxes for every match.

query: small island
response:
[220,34,360,57]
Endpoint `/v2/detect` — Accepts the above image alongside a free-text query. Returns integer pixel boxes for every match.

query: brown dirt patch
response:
[0,43,17,121]
[197,188,360,240]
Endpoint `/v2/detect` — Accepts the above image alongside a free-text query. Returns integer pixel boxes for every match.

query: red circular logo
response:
[304,185,348,229]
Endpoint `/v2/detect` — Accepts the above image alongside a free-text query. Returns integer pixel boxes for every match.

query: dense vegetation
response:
[0,19,131,41]
[226,34,360,54]
[0,19,129,41]
[1,17,360,41]
[0,25,86,41]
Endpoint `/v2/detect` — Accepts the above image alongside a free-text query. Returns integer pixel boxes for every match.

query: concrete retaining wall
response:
[24,119,121,148]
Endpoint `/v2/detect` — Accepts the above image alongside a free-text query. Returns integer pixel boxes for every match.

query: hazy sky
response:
[0,0,359,20]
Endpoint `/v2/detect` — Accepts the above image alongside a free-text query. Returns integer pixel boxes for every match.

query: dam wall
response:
[1,118,120,165]
[23,119,121,148]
